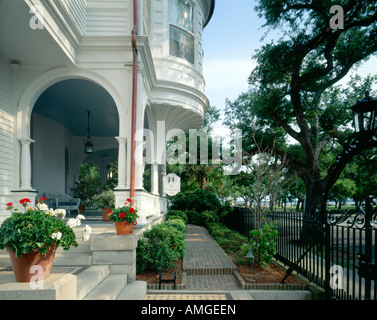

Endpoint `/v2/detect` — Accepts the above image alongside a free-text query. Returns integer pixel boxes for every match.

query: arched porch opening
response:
[24,77,121,203]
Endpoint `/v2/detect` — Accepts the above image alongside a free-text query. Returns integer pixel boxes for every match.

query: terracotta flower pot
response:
[115,221,134,235]
[6,244,56,282]
[102,208,112,221]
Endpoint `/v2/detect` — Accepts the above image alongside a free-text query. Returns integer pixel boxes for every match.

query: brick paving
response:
[183,224,241,291]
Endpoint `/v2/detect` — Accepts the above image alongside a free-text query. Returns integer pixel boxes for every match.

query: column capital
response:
[116,136,127,143]
[18,138,35,145]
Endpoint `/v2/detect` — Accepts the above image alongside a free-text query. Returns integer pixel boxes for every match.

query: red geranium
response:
[109,200,138,224]
[126,198,132,203]
[19,198,31,207]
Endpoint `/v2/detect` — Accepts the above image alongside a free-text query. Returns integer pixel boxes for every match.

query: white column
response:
[116,137,127,189]
[160,164,166,197]
[151,162,159,195]
[18,138,35,190]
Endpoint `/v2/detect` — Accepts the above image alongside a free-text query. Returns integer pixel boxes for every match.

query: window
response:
[169,0,195,64]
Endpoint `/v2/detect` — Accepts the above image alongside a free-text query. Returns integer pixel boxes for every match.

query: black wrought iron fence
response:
[266,205,376,300]
[229,201,377,300]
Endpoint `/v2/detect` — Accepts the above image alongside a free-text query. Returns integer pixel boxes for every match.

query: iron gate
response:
[266,197,377,300]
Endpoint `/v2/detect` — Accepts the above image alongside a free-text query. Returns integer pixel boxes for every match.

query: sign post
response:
[163,173,181,196]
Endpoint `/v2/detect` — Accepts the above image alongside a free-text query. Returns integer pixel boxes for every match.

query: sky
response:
[202,0,377,126]
[202,0,261,113]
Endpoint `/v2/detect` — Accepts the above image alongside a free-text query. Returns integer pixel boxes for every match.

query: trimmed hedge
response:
[137,219,186,274]
[171,189,221,213]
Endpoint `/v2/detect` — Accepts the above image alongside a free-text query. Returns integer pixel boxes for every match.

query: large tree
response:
[232,1,377,217]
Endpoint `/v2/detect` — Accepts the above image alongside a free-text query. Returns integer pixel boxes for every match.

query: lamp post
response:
[323,91,377,299]
[245,246,256,284]
[351,91,377,136]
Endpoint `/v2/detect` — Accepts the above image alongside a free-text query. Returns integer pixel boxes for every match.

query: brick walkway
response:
[182,224,241,291]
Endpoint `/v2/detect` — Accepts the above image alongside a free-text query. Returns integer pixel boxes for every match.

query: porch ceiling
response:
[33,79,119,137]
[0,0,72,66]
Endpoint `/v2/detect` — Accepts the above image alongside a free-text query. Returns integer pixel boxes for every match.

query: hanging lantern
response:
[351,91,377,133]
[84,111,93,154]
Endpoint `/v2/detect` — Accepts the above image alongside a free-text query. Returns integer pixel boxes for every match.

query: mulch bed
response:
[137,259,184,284]
[136,256,305,285]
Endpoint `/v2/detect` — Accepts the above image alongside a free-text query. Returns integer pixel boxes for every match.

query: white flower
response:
[53,209,66,219]
[46,209,55,216]
[82,225,92,241]
[51,232,62,240]
[66,218,79,228]
[37,202,49,211]
[76,214,85,221]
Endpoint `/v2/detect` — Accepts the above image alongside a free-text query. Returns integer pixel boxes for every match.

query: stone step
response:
[54,252,92,265]
[184,266,238,275]
[0,251,10,268]
[56,241,91,254]
[84,274,128,300]
[76,265,110,300]
[116,281,147,300]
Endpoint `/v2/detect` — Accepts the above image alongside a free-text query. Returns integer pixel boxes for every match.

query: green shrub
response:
[136,237,176,273]
[184,210,219,227]
[164,219,186,234]
[201,210,219,225]
[249,222,278,267]
[136,223,186,273]
[185,210,201,225]
[171,189,221,213]
[207,223,248,254]
[165,210,188,223]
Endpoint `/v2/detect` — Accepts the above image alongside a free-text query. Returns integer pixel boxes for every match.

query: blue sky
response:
[202,0,377,117]
[202,0,262,112]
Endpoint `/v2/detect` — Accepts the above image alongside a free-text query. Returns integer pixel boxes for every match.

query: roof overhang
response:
[203,0,215,28]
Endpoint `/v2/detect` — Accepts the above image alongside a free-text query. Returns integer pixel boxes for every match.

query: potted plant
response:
[109,198,139,235]
[90,190,115,221]
[0,197,92,282]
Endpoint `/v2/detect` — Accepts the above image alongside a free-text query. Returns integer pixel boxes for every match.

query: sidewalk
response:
[144,224,312,301]
[183,224,240,291]
[144,224,244,300]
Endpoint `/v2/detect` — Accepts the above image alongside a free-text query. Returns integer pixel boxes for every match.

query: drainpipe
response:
[130,0,138,201]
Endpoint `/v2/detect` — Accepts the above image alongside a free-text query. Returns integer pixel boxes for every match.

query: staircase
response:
[0,227,147,300]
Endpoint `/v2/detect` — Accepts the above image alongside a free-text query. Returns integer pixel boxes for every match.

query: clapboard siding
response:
[58,0,86,34]
[86,0,130,36]
[0,56,15,203]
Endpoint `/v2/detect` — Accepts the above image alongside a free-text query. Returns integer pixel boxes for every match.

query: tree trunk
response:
[301,179,327,244]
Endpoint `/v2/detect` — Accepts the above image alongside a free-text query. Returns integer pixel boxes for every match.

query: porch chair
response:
[43,193,81,216]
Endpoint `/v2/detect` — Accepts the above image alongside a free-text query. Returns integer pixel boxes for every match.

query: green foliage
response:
[171,189,221,213]
[249,222,278,267]
[329,178,356,208]
[164,219,186,234]
[109,199,138,224]
[137,222,186,273]
[207,223,250,265]
[77,162,102,201]
[165,210,188,224]
[0,210,77,258]
[225,1,377,216]
[88,189,115,209]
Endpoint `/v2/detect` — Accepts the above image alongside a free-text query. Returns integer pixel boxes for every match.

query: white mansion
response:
[0,0,215,227]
